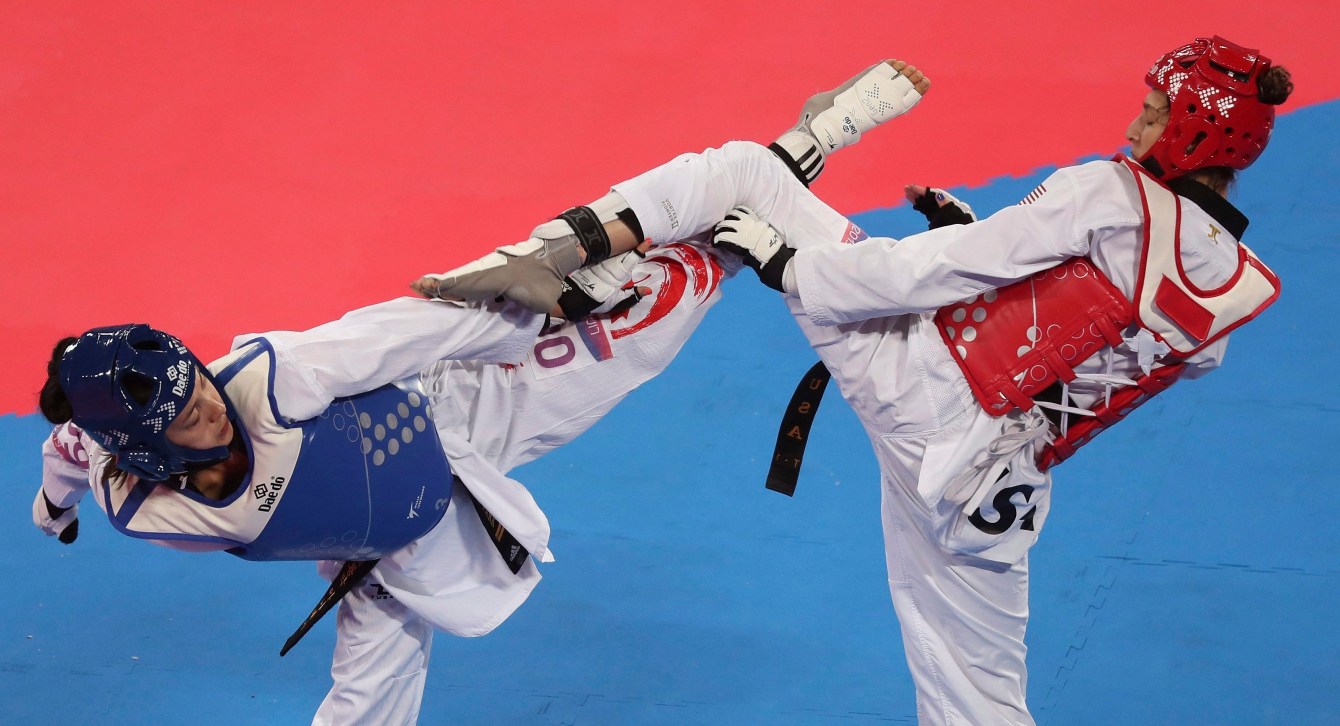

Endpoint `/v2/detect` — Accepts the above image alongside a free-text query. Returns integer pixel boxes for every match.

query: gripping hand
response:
[906,185,977,229]
[557,245,652,320]
[712,206,795,293]
[33,488,79,544]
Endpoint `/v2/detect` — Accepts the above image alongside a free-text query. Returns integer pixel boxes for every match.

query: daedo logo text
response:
[253,475,286,512]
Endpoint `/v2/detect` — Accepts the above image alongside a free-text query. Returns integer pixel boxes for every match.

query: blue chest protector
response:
[101,341,454,561]
[219,342,453,561]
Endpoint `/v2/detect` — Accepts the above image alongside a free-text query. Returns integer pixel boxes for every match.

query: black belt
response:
[280,477,529,656]
[280,558,378,656]
[765,360,833,496]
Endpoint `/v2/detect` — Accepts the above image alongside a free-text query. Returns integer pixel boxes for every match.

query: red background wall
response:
[3,1,1336,414]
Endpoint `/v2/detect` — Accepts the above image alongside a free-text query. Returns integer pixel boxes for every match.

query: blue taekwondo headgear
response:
[59,324,233,481]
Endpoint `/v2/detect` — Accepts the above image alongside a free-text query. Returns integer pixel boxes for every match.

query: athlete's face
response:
[165,369,232,450]
[1127,89,1170,159]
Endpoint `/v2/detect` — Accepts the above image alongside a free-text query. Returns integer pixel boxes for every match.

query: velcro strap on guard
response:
[558,206,612,264]
[767,141,820,188]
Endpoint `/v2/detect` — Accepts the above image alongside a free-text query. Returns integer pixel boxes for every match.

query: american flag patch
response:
[1019,184,1047,205]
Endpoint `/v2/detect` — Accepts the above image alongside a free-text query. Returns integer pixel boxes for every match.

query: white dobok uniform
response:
[612,140,1256,725]
[38,242,732,725]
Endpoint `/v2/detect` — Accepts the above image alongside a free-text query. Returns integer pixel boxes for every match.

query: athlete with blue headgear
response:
[34,58,933,724]
[34,264,663,722]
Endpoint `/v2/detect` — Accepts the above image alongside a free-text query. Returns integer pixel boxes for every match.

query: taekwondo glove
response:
[712,206,796,293]
[556,246,651,320]
[33,487,79,544]
[906,185,977,229]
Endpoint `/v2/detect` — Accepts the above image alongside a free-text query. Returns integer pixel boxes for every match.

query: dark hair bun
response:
[1259,66,1294,106]
[39,337,79,424]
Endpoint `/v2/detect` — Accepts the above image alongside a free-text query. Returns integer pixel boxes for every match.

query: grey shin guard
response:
[415,236,584,313]
[416,192,636,314]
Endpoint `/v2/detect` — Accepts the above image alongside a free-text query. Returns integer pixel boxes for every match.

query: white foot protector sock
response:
[805,62,923,154]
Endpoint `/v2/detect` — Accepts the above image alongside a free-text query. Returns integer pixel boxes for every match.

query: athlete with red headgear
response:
[422,36,1293,724]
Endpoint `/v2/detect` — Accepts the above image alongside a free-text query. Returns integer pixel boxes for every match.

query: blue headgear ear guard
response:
[59,324,233,481]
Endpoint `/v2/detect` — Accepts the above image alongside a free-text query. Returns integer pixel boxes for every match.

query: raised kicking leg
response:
[411,60,929,313]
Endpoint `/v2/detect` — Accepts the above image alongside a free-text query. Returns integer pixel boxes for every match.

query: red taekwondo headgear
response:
[1140,36,1275,179]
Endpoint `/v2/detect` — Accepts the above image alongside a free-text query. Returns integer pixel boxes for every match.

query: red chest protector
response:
[935,158,1280,469]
